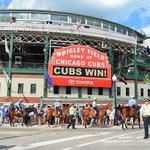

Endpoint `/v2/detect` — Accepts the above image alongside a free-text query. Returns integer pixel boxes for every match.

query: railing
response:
[0,22,136,44]
[0,62,44,72]
[127,71,145,80]
[12,62,43,70]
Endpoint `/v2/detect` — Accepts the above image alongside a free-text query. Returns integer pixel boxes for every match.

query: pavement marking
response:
[62,130,143,150]
[101,139,131,143]
[76,130,142,148]
[8,134,98,150]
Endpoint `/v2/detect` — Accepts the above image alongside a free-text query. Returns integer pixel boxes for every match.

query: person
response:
[1,105,9,123]
[140,98,150,139]
[15,99,25,111]
[67,104,77,129]
[92,98,99,117]
[37,106,44,125]
[54,99,61,115]
[128,96,136,107]
[92,98,97,108]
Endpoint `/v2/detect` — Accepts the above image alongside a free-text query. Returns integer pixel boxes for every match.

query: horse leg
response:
[89,117,94,127]
[54,117,58,125]
[124,118,128,129]
[9,116,15,127]
[61,117,65,128]
[121,120,125,130]
[9,118,13,126]
[21,117,24,127]
[121,117,126,130]
[138,117,141,128]
[47,117,51,127]
[132,117,135,129]
[98,118,103,128]
[83,117,87,128]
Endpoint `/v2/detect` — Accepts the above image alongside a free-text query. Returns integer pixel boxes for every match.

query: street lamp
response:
[112,74,118,125]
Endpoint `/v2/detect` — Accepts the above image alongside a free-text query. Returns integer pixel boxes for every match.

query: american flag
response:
[10,17,17,24]
[44,71,52,87]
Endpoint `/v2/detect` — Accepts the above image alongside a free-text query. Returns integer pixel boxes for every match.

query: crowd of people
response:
[0,97,150,139]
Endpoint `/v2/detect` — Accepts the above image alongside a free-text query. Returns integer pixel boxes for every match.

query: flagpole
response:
[43,35,49,98]
[108,42,113,98]
[134,36,138,99]
[7,33,14,97]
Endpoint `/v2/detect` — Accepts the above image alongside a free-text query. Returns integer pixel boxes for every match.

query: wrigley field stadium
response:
[0,9,150,104]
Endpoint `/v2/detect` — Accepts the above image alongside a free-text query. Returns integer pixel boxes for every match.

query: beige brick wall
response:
[0,76,150,99]
[0,78,8,96]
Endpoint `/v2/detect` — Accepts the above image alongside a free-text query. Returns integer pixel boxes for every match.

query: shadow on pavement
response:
[0,145,15,150]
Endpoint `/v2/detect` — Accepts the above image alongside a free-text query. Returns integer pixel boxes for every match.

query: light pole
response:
[40,96,43,108]
[112,74,118,125]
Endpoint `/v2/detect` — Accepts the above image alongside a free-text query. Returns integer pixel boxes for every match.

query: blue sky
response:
[1,0,150,36]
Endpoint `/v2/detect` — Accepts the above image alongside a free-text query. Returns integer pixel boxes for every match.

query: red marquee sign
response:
[48,45,112,87]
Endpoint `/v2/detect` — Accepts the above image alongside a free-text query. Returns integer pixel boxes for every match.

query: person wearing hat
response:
[15,98,25,111]
[128,96,136,107]
[92,98,99,116]
[92,98,97,108]
[54,99,61,115]
[140,98,150,139]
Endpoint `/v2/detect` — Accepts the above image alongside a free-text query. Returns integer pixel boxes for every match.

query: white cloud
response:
[82,0,128,8]
[6,0,150,36]
[7,0,148,21]
[142,25,150,36]
[8,0,55,10]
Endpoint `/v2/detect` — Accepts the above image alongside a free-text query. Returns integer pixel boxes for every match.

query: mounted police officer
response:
[140,98,150,139]
[15,99,25,111]
[128,96,136,107]
[54,99,61,116]
[92,98,99,117]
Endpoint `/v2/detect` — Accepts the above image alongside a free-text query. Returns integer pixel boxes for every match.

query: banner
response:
[48,45,112,87]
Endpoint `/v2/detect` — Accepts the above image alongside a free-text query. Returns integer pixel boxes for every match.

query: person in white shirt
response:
[92,98,97,108]
[15,99,25,111]
[92,98,99,117]
[54,99,61,115]
[140,98,150,139]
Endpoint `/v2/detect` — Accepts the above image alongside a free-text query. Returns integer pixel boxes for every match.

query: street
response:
[0,124,149,150]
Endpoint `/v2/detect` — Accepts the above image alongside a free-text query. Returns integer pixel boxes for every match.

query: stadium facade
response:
[0,9,149,103]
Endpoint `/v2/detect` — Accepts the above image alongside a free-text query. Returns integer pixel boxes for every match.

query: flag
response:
[3,69,11,84]
[10,17,16,24]
[5,37,10,55]
[118,74,127,85]
[144,77,149,84]
[76,20,81,30]
[132,30,137,44]
[146,46,150,55]
[44,71,52,87]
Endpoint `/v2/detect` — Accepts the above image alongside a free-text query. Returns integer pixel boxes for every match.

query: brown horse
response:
[97,103,112,128]
[21,107,38,126]
[46,106,69,128]
[82,107,96,128]
[9,107,22,126]
[117,106,141,130]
